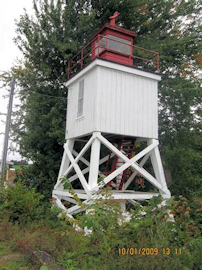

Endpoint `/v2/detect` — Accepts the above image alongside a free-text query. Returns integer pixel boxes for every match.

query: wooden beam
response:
[112,192,160,200]
[64,145,91,196]
[124,152,150,189]
[148,139,170,195]
[53,189,88,200]
[68,152,115,182]
[97,134,163,191]
[72,150,90,167]
[52,195,68,212]
[89,133,101,189]
[54,139,74,189]
[63,134,95,177]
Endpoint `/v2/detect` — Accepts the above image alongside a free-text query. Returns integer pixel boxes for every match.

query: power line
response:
[30,91,66,100]
[15,89,67,100]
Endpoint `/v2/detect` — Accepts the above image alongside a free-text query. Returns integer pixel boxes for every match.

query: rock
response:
[32,251,65,270]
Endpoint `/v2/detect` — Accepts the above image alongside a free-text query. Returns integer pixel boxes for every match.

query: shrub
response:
[3,181,45,224]
[59,190,202,270]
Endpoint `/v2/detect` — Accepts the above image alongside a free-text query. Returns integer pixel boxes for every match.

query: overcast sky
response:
[0,0,34,161]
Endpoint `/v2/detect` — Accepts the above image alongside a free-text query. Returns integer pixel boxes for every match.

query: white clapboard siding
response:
[65,58,160,140]
[65,68,97,139]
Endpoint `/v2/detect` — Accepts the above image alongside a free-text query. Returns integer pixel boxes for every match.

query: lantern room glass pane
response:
[95,36,106,55]
[95,35,131,56]
[107,35,130,54]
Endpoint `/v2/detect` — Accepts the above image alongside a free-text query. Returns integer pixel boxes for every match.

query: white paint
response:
[53,58,170,216]
[53,132,171,216]
[66,59,160,140]
[88,132,101,189]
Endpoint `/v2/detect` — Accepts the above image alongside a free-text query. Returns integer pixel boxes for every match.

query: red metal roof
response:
[88,23,137,42]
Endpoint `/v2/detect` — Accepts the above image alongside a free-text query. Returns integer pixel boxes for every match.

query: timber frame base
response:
[52,132,171,216]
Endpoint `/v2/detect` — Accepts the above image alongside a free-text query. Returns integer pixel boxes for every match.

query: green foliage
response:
[40,266,49,270]
[171,196,202,242]
[2,181,45,224]
[14,165,55,199]
[0,183,202,269]
[0,241,33,270]
[163,145,202,199]
[57,192,201,270]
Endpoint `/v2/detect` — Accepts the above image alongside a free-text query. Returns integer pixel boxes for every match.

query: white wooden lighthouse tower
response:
[52,13,171,216]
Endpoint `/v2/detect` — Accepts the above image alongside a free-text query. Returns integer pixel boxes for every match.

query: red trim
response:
[88,23,137,42]
[105,29,133,42]
[91,33,133,66]
[67,33,159,79]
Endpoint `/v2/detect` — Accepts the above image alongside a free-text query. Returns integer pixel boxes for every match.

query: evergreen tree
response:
[1,0,201,198]
[10,0,96,197]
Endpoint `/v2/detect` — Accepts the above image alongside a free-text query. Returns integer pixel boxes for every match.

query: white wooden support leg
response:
[54,139,75,190]
[148,139,171,198]
[88,132,101,190]
[64,145,91,197]
[120,201,126,213]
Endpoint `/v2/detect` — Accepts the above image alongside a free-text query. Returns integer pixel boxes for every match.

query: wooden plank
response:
[97,134,163,191]
[52,195,68,212]
[124,152,150,189]
[68,152,115,182]
[54,139,75,189]
[63,134,94,176]
[64,145,91,196]
[72,150,90,166]
[112,192,160,200]
[53,190,88,200]
[89,133,101,189]
[148,139,170,195]
[61,197,77,204]
[67,203,84,215]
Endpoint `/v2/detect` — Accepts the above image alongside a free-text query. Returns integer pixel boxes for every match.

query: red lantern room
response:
[67,12,159,80]
[89,12,137,66]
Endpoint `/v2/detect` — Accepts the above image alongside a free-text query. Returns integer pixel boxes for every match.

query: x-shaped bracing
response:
[54,132,169,200]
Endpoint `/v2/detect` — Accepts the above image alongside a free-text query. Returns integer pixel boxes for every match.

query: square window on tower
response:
[77,79,84,118]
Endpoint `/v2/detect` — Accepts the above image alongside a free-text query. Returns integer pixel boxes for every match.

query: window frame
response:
[77,79,84,118]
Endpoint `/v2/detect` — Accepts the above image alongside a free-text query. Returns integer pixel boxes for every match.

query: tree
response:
[1,0,201,198]
[10,0,96,197]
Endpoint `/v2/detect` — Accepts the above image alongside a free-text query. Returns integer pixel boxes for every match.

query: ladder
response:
[104,138,136,190]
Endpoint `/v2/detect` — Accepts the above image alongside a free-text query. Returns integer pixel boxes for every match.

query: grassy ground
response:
[0,241,33,270]
[11,165,30,170]
[0,182,201,270]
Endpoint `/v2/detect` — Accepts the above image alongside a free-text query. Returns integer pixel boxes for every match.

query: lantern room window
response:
[95,35,131,56]
[107,35,130,54]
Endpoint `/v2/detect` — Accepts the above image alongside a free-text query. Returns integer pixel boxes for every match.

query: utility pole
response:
[0,77,16,188]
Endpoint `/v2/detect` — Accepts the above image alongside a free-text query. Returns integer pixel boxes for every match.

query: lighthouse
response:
[52,13,171,216]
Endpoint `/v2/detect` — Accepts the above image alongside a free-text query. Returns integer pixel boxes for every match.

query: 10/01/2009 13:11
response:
[118,247,182,256]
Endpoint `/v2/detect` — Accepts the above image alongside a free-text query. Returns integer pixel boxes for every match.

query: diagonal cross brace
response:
[64,144,91,197]
[63,134,95,177]
[124,152,150,189]
[72,150,90,167]
[96,134,165,193]
[68,153,115,182]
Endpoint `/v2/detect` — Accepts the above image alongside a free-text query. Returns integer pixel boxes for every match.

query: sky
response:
[0,0,34,161]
